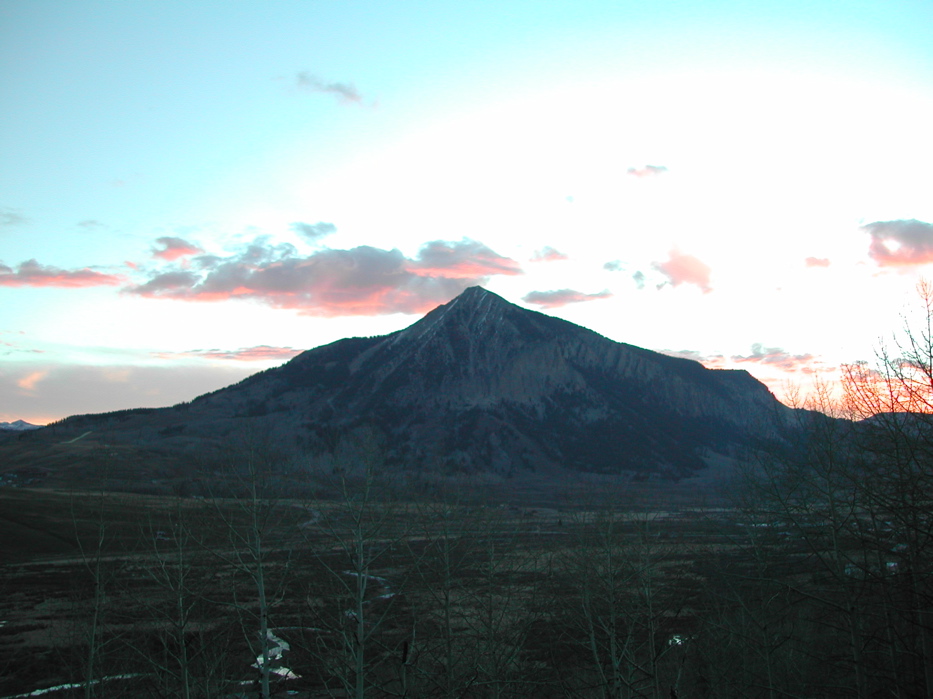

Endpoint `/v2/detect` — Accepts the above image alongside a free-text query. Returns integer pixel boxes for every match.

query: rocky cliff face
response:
[44,286,792,479]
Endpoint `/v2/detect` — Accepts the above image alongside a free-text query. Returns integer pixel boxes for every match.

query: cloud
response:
[730,343,818,373]
[0,259,125,287]
[16,370,48,393]
[0,208,28,228]
[632,270,646,289]
[152,236,204,261]
[407,238,523,279]
[131,270,201,294]
[296,72,364,104]
[127,237,521,316]
[157,345,303,362]
[291,221,337,243]
[1,344,44,357]
[522,288,612,308]
[657,349,727,367]
[652,249,712,292]
[805,256,830,268]
[864,219,933,267]
[530,246,569,262]
[78,219,104,229]
[626,165,668,178]
[604,260,623,272]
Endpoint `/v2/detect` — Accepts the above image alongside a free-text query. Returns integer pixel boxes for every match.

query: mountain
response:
[0,420,42,432]
[10,287,793,483]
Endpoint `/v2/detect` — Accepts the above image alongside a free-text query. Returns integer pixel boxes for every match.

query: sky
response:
[2,0,933,424]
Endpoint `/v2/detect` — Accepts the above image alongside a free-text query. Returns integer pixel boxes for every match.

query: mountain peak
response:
[453,285,500,303]
[392,286,516,345]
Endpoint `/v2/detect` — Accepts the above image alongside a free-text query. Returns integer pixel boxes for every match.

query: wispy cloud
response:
[530,246,569,262]
[652,249,712,293]
[730,343,819,373]
[805,256,830,268]
[296,72,364,104]
[127,237,521,316]
[626,165,668,178]
[864,219,933,267]
[0,208,28,228]
[152,236,204,261]
[291,221,337,243]
[522,288,612,308]
[0,259,125,287]
[16,370,48,393]
[157,345,303,362]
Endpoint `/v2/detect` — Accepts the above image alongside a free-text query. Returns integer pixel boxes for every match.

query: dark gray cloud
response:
[291,221,337,242]
[863,219,933,267]
[127,237,522,316]
[411,238,522,278]
[522,288,612,309]
[296,72,364,104]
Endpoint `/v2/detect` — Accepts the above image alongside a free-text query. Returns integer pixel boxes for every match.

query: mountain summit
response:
[33,286,790,480]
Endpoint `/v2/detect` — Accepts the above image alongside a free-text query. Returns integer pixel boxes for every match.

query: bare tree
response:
[302,428,409,698]
[124,499,234,697]
[203,428,294,699]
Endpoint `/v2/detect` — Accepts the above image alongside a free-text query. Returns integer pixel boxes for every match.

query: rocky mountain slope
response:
[13,287,793,481]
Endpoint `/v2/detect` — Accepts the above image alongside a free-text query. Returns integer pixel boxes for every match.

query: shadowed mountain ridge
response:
[11,287,793,482]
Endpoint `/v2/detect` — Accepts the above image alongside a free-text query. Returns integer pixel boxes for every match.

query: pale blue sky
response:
[3,0,933,422]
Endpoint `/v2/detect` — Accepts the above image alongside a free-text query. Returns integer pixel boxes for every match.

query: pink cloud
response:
[17,370,48,392]
[652,249,712,293]
[627,165,668,178]
[152,236,203,261]
[0,259,125,287]
[157,345,303,362]
[127,238,522,316]
[864,219,933,267]
[805,257,830,268]
[522,288,612,308]
[730,343,821,373]
[530,246,569,263]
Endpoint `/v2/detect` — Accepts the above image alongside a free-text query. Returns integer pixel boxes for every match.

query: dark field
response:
[1,466,929,698]
[0,478,748,698]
